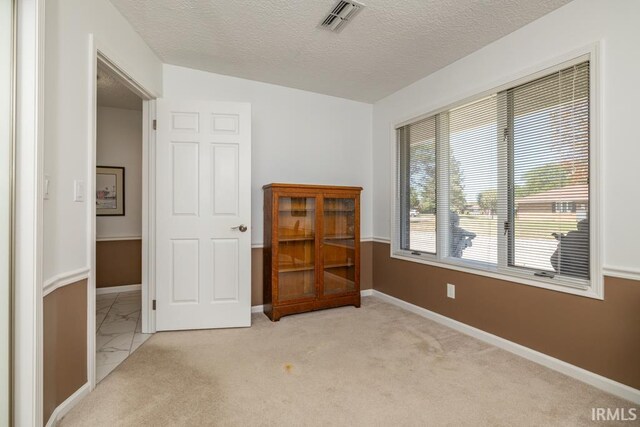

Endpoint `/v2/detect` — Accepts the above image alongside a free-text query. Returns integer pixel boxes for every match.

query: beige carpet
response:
[61,297,637,426]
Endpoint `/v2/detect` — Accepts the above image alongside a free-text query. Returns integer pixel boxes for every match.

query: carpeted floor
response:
[61,297,637,426]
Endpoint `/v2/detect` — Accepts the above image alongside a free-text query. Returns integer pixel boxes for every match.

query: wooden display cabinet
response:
[263,183,362,321]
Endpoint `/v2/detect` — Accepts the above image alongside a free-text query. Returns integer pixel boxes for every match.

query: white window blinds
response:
[448,96,498,264]
[507,62,590,279]
[395,59,592,289]
[398,116,437,254]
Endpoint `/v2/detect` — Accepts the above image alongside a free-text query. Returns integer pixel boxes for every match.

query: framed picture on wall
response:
[96,166,125,216]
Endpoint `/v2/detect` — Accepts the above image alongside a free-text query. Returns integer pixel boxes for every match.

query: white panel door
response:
[156,100,251,330]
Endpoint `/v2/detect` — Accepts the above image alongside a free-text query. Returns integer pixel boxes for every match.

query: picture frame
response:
[96,166,125,216]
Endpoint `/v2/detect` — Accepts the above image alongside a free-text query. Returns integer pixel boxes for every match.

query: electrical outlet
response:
[447,283,455,299]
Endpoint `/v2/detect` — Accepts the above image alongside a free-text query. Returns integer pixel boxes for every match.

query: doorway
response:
[94,61,148,382]
[90,50,156,386]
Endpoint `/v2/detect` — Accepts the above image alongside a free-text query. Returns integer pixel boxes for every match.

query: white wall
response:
[96,107,142,239]
[372,0,640,272]
[43,0,162,280]
[163,65,374,245]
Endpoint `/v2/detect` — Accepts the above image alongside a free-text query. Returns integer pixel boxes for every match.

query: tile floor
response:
[96,290,152,383]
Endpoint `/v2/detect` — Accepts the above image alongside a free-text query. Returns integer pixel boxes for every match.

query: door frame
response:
[88,35,158,390]
[14,0,45,424]
[1,0,16,424]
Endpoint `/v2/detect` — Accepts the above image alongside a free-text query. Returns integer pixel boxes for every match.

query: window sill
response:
[390,250,603,300]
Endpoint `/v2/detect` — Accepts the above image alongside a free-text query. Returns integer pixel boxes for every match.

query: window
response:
[398,116,437,254]
[508,61,590,279]
[448,96,498,264]
[395,57,596,294]
[552,202,577,213]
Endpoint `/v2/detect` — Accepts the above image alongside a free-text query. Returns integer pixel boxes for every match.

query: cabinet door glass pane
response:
[323,198,356,295]
[278,197,316,301]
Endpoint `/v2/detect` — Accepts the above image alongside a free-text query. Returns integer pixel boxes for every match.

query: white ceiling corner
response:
[109,0,573,103]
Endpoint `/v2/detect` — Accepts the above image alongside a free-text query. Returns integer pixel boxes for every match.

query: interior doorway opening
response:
[94,61,149,382]
[90,49,157,387]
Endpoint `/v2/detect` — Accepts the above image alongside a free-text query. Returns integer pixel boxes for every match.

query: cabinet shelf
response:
[279,263,315,273]
[323,234,355,241]
[278,236,315,242]
[324,271,355,295]
[323,241,354,249]
[324,262,355,269]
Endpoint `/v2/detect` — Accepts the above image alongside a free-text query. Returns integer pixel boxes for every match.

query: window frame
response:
[397,116,439,256]
[391,45,602,299]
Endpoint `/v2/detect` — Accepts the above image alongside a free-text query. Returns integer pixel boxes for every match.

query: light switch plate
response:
[43,175,50,199]
[74,180,85,202]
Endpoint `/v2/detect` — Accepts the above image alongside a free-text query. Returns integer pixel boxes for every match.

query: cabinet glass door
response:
[277,196,316,302]
[322,198,356,295]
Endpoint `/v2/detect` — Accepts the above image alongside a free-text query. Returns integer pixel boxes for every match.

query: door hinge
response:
[152,299,156,310]
[152,119,157,130]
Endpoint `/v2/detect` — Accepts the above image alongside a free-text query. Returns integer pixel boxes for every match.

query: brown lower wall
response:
[95,240,367,301]
[372,241,640,390]
[251,241,373,306]
[43,280,88,425]
[40,241,636,424]
[96,239,142,288]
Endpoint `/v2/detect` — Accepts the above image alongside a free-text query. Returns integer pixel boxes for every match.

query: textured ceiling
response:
[97,62,142,111]
[109,0,572,103]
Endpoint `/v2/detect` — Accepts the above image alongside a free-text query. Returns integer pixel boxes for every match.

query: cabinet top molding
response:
[263,183,363,192]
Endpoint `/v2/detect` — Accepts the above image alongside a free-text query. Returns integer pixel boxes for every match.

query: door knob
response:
[231,224,248,232]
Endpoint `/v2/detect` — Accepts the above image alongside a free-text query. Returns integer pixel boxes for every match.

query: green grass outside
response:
[410,214,578,240]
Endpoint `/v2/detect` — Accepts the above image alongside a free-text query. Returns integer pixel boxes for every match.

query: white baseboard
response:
[96,284,141,295]
[370,289,640,405]
[250,290,374,313]
[44,382,90,427]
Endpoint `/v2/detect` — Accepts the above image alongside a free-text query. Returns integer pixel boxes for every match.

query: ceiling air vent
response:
[320,0,365,33]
